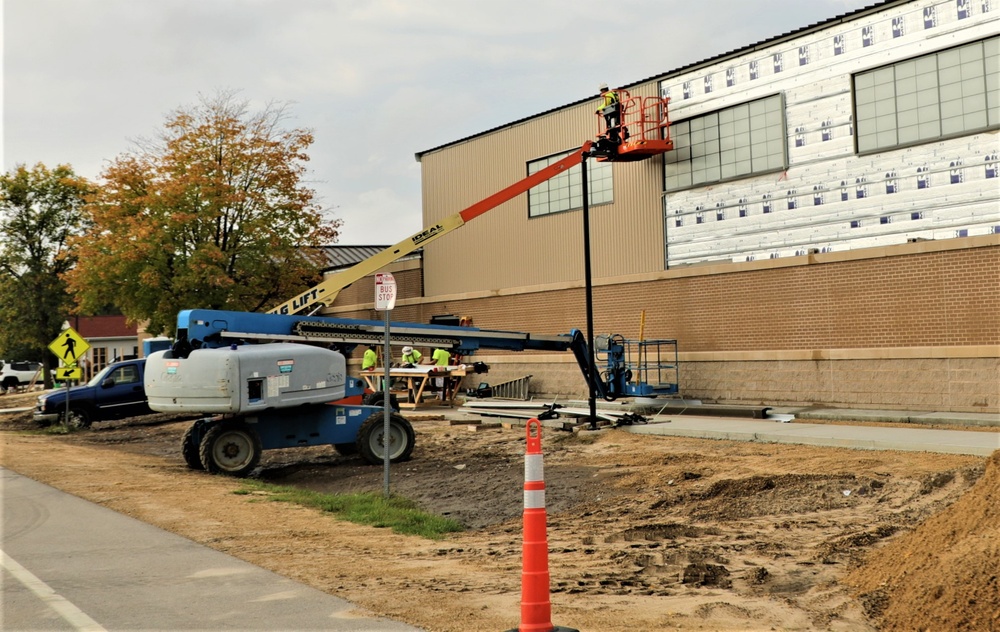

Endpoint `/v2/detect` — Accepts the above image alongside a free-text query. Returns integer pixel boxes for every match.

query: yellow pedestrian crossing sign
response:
[49,327,90,364]
[54,366,83,381]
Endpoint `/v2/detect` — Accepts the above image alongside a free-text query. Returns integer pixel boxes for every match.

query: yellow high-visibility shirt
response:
[431,348,450,366]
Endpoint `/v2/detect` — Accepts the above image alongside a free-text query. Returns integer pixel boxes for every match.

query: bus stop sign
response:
[375,273,397,311]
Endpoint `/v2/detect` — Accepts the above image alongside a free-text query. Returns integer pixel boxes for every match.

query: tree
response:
[65,91,340,336]
[0,163,92,387]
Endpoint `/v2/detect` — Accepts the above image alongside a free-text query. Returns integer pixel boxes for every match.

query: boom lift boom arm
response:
[270,141,594,316]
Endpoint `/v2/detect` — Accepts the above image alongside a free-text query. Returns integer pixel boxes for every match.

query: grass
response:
[234,480,464,539]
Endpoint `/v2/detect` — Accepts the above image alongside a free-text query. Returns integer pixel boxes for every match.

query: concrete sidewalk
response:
[449,401,999,457]
[619,414,999,456]
[784,406,1000,428]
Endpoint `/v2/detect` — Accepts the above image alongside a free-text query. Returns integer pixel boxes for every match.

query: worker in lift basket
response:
[400,345,422,368]
[429,347,451,400]
[597,83,621,142]
[361,343,378,371]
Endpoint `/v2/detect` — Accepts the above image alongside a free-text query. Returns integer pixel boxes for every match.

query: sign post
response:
[374,272,397,496]
[48,327,90,425]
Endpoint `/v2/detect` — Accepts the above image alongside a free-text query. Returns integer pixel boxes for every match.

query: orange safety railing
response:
[595,88,673,161]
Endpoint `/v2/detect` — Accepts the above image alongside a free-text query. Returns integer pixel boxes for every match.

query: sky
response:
[3,0,879,245]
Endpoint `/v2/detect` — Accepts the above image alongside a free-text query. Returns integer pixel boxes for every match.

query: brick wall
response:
[330,240,999,413]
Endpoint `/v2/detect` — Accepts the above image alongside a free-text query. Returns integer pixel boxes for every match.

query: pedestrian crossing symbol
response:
[48,327,90,364]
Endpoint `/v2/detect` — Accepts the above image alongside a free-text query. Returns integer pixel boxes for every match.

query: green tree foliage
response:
[0,163,92,385]
[65,91,341,336]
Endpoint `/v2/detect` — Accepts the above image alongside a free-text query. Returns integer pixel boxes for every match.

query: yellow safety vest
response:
[431,349,451,366]
[600,91,619,110]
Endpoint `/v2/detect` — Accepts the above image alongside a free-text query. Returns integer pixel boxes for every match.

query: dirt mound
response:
[844,449,1000,632]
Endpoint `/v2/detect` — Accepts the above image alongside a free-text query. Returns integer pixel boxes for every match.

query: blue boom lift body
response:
[145,309,678,476]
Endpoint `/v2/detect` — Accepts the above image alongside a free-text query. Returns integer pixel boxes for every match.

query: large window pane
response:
[665,94,785,191]
[527,150,613,217]
[854,36,997,153]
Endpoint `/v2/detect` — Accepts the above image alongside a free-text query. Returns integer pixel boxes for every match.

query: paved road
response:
[1,467,421,632]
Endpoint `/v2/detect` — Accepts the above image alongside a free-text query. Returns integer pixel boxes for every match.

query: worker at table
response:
[429,347,451,400]
[400,346,423,367]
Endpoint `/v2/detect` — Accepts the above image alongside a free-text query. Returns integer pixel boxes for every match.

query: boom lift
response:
[146,90,675,476]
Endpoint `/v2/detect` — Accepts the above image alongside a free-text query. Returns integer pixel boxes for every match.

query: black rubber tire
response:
[363,391,400,412]
[199,421,262,477]
[333,443,358,456]
[1,377,17,393]
[181,422,206,470]
[356,411,415,466]
[65,407,92,429]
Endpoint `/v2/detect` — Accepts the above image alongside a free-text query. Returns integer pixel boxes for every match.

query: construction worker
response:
[400,346,422,367]
[361,343,378,371]
[597,83,621,142]
[430,347,451,367]
[429,347,452,401]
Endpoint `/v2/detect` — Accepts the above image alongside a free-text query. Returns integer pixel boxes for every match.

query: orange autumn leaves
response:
[65,92,340,334]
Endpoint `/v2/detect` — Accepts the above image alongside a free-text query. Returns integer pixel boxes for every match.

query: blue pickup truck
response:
[34,358,152,428]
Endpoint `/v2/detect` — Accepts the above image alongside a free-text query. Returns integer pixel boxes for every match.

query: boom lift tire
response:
[363,391,400,412]
[356,411,415,465]
[181,421,207,470]
[199,420,262,477]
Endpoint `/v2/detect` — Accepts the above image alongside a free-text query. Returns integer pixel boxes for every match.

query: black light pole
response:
[580,152,599,430]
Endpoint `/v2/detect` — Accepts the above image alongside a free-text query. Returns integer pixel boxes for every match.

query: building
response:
[330,0,999,414]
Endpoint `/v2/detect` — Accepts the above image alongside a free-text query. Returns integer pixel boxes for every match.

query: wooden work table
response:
[360,365,468,408]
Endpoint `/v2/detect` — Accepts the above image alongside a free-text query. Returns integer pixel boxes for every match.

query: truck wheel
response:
[181,422,206,470]
[199,421,262,477]
[333,443,358,456]
[1,377,18,393]
[356,411,415,465]
[363,391,400,412]
[65,407,92,429]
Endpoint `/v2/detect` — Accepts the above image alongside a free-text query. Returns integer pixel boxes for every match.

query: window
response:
[92,347,108,373]
[527,150,613,217]
[854,36,999,153]
[665,94,786,191]
[110,364,139,385]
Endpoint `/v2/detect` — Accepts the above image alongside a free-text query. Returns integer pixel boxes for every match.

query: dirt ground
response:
[2,390,998,632]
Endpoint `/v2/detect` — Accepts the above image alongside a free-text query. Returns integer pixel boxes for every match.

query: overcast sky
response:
[4,0,877,245]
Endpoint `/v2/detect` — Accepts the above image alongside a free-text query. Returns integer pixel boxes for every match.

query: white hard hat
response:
[402,346,413,354]
[599,83,609,91]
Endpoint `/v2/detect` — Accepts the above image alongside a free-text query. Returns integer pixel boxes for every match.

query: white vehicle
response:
[0,360,42,393]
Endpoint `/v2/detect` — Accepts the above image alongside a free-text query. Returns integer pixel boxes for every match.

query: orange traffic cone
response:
[505,419,579,632]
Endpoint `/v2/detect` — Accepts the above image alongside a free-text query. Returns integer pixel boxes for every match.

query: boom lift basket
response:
[595,89,673,162]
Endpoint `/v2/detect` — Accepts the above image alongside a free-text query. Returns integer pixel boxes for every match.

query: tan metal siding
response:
[420,81,667,297]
